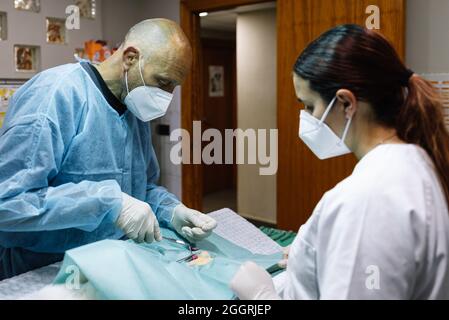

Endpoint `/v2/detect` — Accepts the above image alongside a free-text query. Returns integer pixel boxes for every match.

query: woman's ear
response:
[122,46,140,72]
[336,89,357,119]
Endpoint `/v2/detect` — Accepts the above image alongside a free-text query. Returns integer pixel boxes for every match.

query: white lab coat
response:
[274,144,449,299]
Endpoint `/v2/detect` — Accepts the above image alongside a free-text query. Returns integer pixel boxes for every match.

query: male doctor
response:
[0,19,217,279]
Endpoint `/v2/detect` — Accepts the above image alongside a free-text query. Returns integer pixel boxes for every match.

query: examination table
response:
[0,209,296,300]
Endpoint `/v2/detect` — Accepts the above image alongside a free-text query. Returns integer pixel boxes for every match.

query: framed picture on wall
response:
[46,17,67,45]
[209,65,225,97]
[14,0,41,13]
[14,45,40,73]
[0,80,26,129]
[75,0,96,19]
[0,12,7,41]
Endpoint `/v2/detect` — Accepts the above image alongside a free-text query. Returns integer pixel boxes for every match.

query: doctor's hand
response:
[230,261,281,300]
[116,192,162,243]
[278,245,291,269]
[171,204,217,243]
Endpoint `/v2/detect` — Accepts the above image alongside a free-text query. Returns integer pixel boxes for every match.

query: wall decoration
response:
[84,40,111,63]
[14,0,41,13]
[14,45,40,72]
[75,0,96,19]
[0,81,24,128]
[209,65,225,97]
[46,17,66,44]
[0,12,7,41]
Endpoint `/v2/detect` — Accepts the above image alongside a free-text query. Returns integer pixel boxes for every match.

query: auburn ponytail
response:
[293,24,449,206]
[398,74,449,205]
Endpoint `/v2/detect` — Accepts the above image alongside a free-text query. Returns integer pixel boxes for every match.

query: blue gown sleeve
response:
[145,143,180,228]
[0,86,123,233]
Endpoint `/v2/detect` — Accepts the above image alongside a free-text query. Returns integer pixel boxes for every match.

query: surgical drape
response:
[54,228,282,299]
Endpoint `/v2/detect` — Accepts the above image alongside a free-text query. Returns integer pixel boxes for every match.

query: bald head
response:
[112,19,192,97]
[124,19,192,64]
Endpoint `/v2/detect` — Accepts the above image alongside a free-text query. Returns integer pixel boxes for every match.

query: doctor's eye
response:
[158,79,170,86]
[305,105,314,113]
[154,75,172,88]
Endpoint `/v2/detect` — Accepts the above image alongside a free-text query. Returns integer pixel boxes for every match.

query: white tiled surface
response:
[159,137,181,177]
[153,87,182,199]
[422,74,449,131]
[0,263,61,300]
[161,173,182,199]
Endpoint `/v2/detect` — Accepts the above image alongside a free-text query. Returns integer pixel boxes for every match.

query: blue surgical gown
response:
[0,62,180,276]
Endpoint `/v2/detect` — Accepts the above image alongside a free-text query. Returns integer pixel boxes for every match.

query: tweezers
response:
[163,237,199,263]
[163,236,191,249]
[176,253,197,263]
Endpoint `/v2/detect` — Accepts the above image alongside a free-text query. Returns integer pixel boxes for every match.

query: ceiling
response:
[200,2,276,32]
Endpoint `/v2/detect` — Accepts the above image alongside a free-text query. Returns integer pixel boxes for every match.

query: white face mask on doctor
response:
[124,56,173,122]
[298,96,353,160]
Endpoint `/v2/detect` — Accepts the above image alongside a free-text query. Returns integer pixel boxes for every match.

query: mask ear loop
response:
[125,55,146,95]
[338,116,353,146]
[138,55,147,86]
[125,70,130,95]
[319,96,338,125]
[320,96,353,145]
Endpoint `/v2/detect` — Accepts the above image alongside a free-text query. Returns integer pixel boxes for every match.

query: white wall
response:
[0,0,103,79]
[236,9,277,224]
[406,0,449,74]
[102,0,144,48]
[140,0,180,22]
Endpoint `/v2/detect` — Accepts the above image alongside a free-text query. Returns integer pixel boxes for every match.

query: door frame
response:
[180,0,276,210]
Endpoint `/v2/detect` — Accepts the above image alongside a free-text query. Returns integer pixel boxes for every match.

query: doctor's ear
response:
[336,89,357,120]
[122,47,140,72]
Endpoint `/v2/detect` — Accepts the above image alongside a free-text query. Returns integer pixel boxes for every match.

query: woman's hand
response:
[278,245,291,269]
[230,261,281,300]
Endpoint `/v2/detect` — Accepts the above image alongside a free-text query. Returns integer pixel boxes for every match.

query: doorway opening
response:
[200,9,237,213]
[195,2,277,226]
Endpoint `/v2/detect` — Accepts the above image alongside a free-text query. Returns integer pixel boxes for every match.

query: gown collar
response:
[80,61,127,116]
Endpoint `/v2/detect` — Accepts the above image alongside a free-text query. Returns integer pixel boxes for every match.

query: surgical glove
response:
[230,261,281,300]
[171,204,217,242]
[116,192,162,243]
[278,245,291,269]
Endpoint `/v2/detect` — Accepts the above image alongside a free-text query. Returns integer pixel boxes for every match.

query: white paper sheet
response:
[209,208,282,255]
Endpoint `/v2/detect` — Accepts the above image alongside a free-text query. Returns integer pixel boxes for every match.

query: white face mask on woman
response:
[298,96,353,160]
[124,56,173,122]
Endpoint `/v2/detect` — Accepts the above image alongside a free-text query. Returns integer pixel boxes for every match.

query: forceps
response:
[162,237,199,262]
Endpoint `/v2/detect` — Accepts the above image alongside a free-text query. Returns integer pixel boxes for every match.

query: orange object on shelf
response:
[84,40,112,63]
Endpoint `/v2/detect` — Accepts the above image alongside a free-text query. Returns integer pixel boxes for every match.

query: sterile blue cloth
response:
[0,63,180,266]
[54,229,282,300]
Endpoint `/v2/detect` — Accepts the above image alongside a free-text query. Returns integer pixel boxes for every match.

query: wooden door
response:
[201,39,237,194]
[277,0,406,231]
